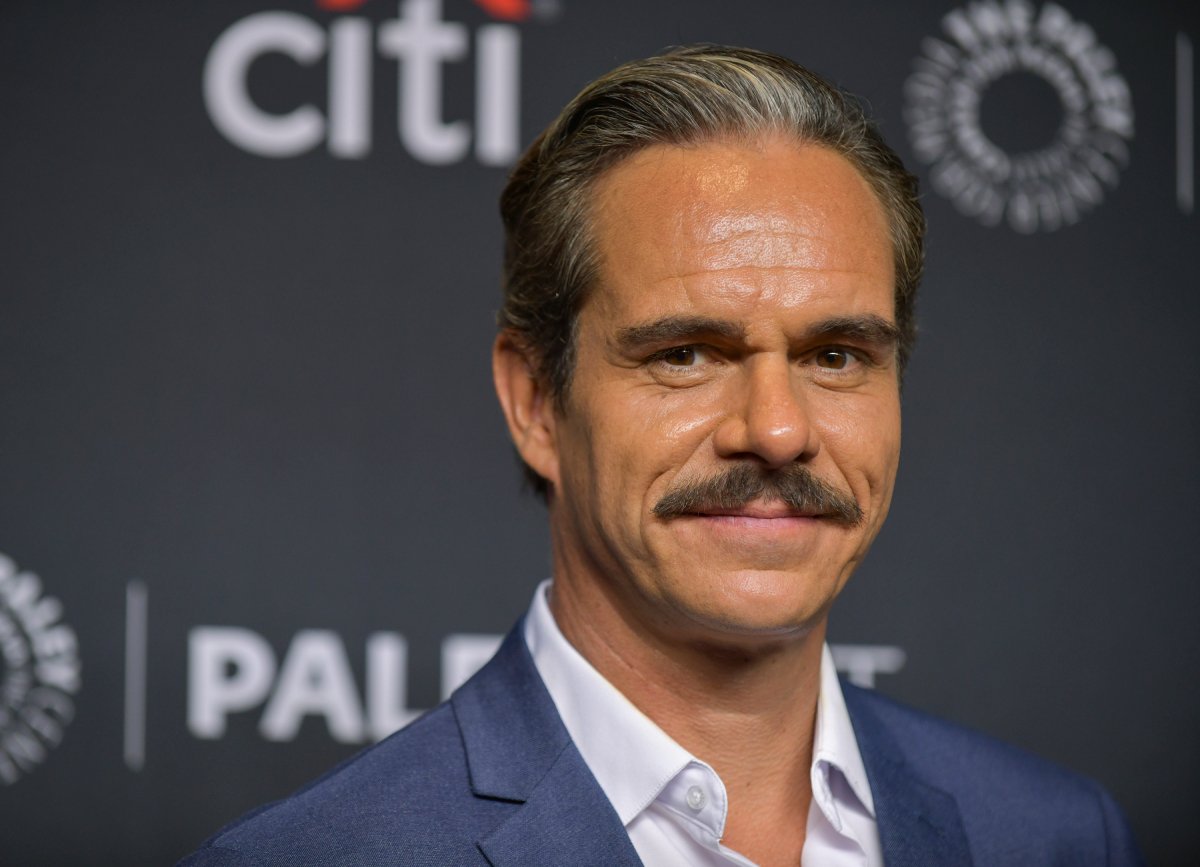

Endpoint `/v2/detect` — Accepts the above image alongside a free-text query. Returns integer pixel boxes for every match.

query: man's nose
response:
[712,356,819,468]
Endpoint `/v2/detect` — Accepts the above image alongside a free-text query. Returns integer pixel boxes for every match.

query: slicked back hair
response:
[498,44,924,497]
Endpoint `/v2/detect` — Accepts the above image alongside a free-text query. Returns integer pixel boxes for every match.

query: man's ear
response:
[492,331,561,490]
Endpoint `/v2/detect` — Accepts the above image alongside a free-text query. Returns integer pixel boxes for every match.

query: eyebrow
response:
[615,316,746,350]
[614,313,900,351]
[802,314,902,348]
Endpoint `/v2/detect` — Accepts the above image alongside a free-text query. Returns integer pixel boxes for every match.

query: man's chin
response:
[658,569,839,647]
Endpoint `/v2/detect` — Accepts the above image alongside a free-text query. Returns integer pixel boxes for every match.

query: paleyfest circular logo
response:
[904,1,1134,233]
[0,552,80,784]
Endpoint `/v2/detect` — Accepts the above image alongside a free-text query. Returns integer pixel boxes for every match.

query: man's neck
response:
[548,573,824,866]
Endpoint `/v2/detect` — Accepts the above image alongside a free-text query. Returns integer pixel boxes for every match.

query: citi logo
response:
[203,0,540,165]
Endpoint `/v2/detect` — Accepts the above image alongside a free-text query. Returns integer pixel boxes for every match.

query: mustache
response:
[652,463,864,526]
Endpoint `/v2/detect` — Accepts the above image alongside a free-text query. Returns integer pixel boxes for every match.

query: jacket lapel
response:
[843,683,974,867]
[477,743,644,866]
[451,622,643,867]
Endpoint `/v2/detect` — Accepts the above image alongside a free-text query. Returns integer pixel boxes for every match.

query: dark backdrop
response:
[1,1,1196,864]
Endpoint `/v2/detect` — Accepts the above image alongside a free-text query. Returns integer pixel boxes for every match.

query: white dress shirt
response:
[524,580,883,867]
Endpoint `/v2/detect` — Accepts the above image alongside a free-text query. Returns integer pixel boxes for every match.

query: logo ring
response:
[904,1,1134,233]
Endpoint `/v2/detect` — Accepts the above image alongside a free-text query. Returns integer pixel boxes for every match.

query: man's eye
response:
[815,348,856,370]
[659,346,700,366]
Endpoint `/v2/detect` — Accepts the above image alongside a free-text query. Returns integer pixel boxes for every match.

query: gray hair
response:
[498,44,924,496]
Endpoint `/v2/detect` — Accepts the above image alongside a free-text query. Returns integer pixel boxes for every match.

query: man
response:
[182,45,1142,866]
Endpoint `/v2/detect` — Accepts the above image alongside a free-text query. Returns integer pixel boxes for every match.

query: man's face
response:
[540,138,901,646]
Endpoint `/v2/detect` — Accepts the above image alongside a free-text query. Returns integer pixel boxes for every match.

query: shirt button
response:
[685,785,706,811]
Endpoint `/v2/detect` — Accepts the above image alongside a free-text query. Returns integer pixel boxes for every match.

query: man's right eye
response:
[659,346,699,366]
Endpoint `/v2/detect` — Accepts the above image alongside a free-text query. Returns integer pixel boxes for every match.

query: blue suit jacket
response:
[181,624,1143,866]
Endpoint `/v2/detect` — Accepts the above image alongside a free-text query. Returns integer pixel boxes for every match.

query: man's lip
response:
[685,505,826,519]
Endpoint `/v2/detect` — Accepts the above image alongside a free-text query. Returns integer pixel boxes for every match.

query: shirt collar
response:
[523,579,874,826]
[813,643,876,819]
[524,579,695,825]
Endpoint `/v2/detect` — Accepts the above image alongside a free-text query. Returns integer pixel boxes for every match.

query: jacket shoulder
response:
[179,702,506,867]
[843,683,1143,866]
[844,682,1082,787]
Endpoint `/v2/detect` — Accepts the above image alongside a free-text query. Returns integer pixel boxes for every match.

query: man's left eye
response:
[815,349,856,370]
[658,346,704,366]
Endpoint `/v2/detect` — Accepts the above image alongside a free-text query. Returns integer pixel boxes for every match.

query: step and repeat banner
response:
[1,1,1197,864]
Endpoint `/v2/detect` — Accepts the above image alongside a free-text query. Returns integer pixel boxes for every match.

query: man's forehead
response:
[586,137,895,322]
[591,139,892,276]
